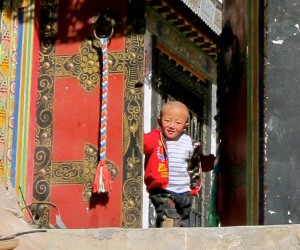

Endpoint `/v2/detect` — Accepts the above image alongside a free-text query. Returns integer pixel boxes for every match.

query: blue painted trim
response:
[11,8,24,187]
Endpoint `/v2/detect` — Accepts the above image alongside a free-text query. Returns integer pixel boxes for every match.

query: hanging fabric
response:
[93,37,112,194]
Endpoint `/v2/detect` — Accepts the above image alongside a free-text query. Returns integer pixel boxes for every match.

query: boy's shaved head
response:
[160,101,189,121]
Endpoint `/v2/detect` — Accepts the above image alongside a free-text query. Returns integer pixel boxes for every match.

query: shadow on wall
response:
[216,20,247,225]
[39,0,144,45]
[8,0,145,45]
[219,21,246,96]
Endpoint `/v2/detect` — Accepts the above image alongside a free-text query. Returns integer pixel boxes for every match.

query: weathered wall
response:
[39,226,300,250]
[2,205,300,249]
[265,1,300,224]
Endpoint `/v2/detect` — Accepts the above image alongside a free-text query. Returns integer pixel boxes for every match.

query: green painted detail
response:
[17,0,35,197]
[246,0,260,225]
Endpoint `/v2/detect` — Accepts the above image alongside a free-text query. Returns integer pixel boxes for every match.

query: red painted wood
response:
[48,0,126,228]
[50,184,122,228]
[52,78,100,161]
[26,0,41,215]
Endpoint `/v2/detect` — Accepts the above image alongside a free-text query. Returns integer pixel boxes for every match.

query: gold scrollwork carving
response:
[52,162,83,184]
[54,39,124,93]
[108,52,125,73]
[122,176,142,228]
[49,143,119,202]
[122,31,144,228]
[34,0,56,217]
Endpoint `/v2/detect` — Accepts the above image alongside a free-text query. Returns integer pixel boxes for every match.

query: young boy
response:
[144,101,214,227]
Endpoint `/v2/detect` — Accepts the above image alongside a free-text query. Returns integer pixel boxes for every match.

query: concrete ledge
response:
[15,225,300,249]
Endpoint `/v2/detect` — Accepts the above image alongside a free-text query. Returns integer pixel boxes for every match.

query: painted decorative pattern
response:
[51,143,119,202]
[108,51,125,73]
[200,113,208,226]
[33,0,58,224]
[55,40,100,93]
[180,0,222,35]
[52,161,84,184]
[158,54,209,101]
[34,0,123,226]
[6,9,17,184]
[35,35,122,203]
[54,41,124,93]
[122,0,145,228]
[0,3,17,183]
[146,6,217,83]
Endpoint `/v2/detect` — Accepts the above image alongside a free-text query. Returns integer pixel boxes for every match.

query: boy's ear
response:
[157,117,162,126]
[184,122,189,129]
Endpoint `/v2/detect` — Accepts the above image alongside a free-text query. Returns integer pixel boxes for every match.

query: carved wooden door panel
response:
[150,50,212,227]
[33,0,126,228]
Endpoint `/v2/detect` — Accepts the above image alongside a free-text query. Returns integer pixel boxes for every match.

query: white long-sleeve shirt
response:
[165,134,193,193]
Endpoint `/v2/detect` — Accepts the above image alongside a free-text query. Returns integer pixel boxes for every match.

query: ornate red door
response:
[32,0,127,228]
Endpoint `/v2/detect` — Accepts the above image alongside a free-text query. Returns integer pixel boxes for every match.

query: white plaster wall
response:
[142,30,153,228]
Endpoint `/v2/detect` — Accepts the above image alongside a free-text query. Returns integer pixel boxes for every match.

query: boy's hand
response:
[190,186,201,196]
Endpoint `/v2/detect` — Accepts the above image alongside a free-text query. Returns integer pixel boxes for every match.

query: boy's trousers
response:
[149,189,193,227]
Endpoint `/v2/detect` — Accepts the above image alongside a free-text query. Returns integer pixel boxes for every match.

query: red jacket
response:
[143,129,216,193]
[143,129,168,192]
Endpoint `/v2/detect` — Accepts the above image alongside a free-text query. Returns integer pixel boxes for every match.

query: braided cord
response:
[100,37,108,160]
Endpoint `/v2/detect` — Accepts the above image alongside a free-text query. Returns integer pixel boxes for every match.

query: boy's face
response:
[158,104,189,140]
